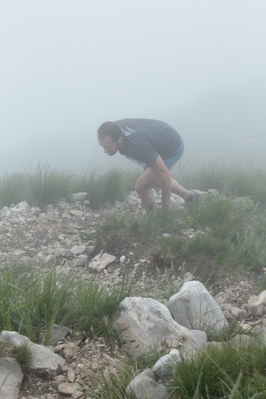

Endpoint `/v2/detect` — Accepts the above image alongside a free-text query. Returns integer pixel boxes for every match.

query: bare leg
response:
[170,178,190,199]
[134,169,159,210]
[135,169,191,208]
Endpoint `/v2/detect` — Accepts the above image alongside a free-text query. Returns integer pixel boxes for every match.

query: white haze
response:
[1,0,266,173]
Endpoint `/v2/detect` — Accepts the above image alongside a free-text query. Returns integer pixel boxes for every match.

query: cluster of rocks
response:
[1,278,266,399]
[116,281,266,399]
[0,195,102,269]
[0,190,265,399]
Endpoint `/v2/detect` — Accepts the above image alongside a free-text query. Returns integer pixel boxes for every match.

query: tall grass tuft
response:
[12,343,33,371]
[73,274,132,340]
[177,162,266,208]
[75,167,129,209]
[0,172,27,208]
[185,194,266,270]
[0,262,132,345]
[0,266,73,344]
[21,268,73,344]
[25,163,75,207]
[93,351,162,399]
[168,343,266,398]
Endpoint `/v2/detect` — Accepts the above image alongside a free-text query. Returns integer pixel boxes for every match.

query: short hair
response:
[97,122,122,142]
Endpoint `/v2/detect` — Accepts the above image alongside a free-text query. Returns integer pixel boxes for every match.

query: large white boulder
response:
[113,297,207,358]
[168,281,228,333]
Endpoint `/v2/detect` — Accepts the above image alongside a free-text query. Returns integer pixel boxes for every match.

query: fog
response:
[1,0,266,173]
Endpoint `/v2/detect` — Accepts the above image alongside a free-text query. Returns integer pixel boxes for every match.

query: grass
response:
[1,161,266,396]
[176,161,266,208]
[90,192,266,271]
[157,235,183,257]
[25,163,75,207]
[0,265,131,345]
[94,350,163,399]
[95,207,183,242]
[12,343,33,371]
[73,166,140,209]
[168,342,266,398]
[0,163,140,209]
[0,161,266,210]
[184,193,266,270]
[74,272,132,340]
[0,266,73,343]
[0,341,32,372]
[0,172,27,208]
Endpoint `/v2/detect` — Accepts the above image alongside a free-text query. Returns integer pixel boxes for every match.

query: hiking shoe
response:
[185,191,203,206]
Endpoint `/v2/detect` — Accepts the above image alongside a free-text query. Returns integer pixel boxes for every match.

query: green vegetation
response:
[0,266,131,345]
[74,273,132,340]
[0,163,140,209]
[0,172,27,207]
[74,166,140,209]
[1,162,266,397]
[1,161,266,209]
[177,161,266,207]
[92,193,266,272]
[94,351,162,399]
[185,194,266,269]
[168,343,266,398]
[12,343,33,371]
[25,163,75,207]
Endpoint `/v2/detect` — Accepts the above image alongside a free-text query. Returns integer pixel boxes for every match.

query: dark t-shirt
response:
[114,118,182,167]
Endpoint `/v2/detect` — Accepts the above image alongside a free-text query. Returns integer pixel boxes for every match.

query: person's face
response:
[98,135,122,156]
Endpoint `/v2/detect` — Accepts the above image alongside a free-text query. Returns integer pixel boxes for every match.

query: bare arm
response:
[151,156,171,206]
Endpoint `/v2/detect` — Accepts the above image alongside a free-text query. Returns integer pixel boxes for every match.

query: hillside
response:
[1,187,266,398]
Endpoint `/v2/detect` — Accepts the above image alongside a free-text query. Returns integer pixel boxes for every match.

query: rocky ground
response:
[0,192,263,399]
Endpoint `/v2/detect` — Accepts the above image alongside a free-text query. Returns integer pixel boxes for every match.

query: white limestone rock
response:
[126,369,169,399]
[0,358,23,399]
[248,291,266,316]
[88,253,116,272]
[113,297,207,358]
[152,349,181,379]
[0,331,65,370]
[168,281,228,333]
[70,245,86,255]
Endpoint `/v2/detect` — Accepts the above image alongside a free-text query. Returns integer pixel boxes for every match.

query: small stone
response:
[183,272,194,282]
[9,217,20,224]
[120,255,126,264]
[67,367,76,383]
[58,382,81,395]
[72,390,85,399]
[70,210,83,218]
[74,257,88,267]
[70,246,86,255]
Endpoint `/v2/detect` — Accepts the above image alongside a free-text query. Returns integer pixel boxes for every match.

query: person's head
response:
[97,121,124,156]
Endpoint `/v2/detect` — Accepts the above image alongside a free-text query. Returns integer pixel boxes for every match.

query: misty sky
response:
[1,0,266,170]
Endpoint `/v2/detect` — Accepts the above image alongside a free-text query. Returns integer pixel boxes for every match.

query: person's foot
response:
[185,191,203,206]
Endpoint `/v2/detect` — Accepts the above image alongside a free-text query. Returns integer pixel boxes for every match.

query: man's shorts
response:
[125,139,185,172]
[162,139,184,170]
